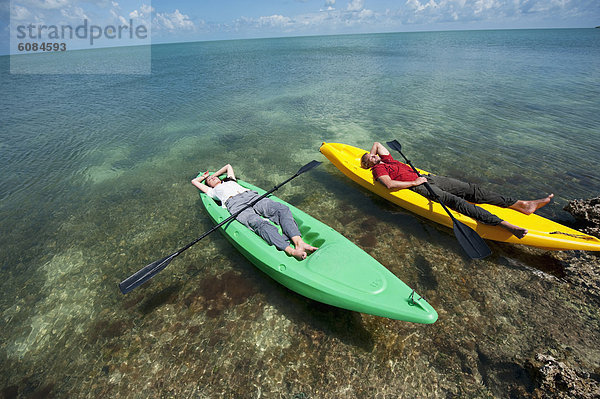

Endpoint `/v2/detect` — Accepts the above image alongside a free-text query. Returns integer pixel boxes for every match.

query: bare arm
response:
[213,164,235,179]
[377,175,427,190]
[191,171,211,193]
[370,142,390,157]
[190,164,235,194]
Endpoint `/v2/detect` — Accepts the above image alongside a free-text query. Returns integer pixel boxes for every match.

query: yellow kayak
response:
[319,142,600,251]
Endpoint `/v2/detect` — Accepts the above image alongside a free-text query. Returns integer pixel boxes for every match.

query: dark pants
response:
[226,191,301,251]
[410,175,518,225]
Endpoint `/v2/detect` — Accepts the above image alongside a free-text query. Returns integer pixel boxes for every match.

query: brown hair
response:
[360,153,371,169]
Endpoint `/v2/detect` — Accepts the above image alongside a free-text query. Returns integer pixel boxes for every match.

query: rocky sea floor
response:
[1,162,599,399]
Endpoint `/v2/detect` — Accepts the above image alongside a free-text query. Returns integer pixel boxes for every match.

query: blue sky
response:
[146,0,600,43]
[1,0,599,53]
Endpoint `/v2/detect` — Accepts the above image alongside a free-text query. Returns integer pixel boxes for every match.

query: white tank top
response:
[206,180,249,207]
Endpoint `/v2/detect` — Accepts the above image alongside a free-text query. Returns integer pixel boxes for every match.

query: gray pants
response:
[226,191,301,251]
[410,175,518,225]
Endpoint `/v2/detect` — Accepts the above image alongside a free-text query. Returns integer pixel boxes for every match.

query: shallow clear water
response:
[1,29,599,398]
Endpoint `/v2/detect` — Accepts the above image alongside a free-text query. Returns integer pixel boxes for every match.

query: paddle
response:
[118,160,322,294]
[385,140,491,259]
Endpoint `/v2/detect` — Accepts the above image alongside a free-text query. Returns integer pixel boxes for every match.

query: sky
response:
[119,0,600,43]
[1,0,599,54]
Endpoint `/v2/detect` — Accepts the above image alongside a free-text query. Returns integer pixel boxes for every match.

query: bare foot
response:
[510,194,554,215]
[290,236,318,255]
[500,221,528,239]
[285,246,308,260]
[299,242,318,253]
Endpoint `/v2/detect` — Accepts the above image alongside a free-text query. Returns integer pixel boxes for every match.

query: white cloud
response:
[140,4,153,14]
[406,0,439,13]
[60,6,88,20]
[322,0,336,11]
[358,8,374,18]
[400,0,599,25]
[128,3,153,21]
[256,14,293,28]
[25,0,73,10]
[11,5,32,21]
[347,0,364,11]
[234,4,381,34]
[473,0,500,15]
[154,9,195,31]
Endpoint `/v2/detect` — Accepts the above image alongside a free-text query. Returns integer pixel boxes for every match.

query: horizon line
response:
[2,26,596,57]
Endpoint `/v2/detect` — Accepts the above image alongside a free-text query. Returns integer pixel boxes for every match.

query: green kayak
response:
[199,179,438,324]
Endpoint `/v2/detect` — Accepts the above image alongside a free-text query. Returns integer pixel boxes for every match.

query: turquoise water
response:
[1,29,599,397]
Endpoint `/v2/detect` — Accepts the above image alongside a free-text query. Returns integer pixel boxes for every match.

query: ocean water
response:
[1,29,599,398]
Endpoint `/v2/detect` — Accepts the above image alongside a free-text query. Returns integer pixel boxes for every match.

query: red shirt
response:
[371,154,419,182]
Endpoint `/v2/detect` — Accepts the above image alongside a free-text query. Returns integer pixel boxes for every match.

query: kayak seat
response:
[297,221,326,247]
[304,231,320,244]
[311,238,326,247]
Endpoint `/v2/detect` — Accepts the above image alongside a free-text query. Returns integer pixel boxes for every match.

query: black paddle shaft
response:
[118,160,322,294]
[385,140,491,259]
[384,141,464,213]
[385,141,449,207]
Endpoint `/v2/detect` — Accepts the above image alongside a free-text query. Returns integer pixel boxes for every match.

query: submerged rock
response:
[564,196,600,238]
[562,251,600,304]
[561,196,600,302]
[528,354,600,399]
